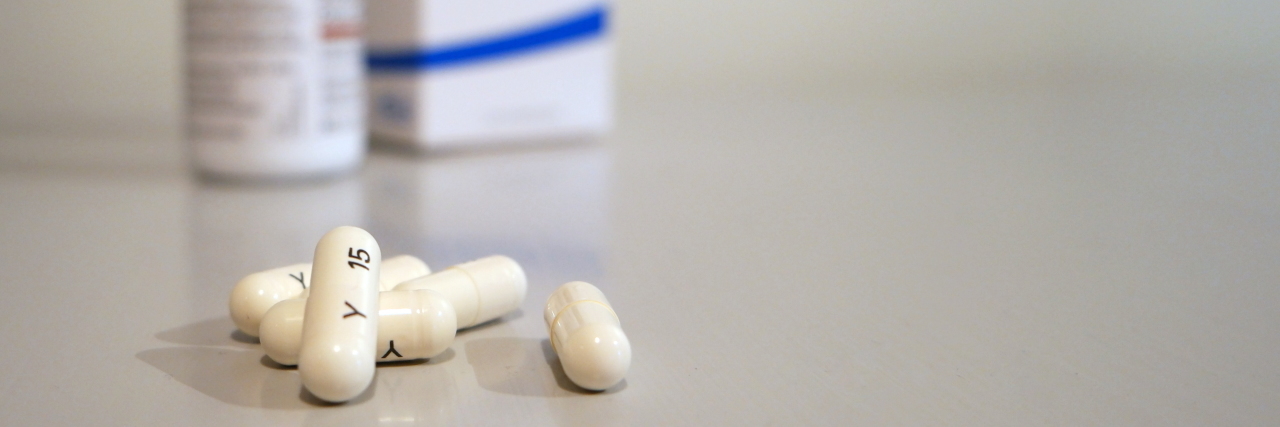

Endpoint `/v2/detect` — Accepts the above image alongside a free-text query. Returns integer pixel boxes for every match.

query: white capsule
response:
[393,255,527,329]
[298,226,381,403]
[228,255,430,337]
[227,263,309,338]
[544,281,631,391]
[260,289,457,366]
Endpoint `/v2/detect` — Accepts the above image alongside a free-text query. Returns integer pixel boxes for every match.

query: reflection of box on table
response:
[366,0,612,149]
[364,146,610,276]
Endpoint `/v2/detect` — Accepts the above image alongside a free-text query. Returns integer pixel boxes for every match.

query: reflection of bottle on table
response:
[185,0,364,180]
[187,177,365,319]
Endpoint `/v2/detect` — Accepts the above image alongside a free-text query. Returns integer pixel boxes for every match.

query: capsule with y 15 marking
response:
[260,289,457,365]
[298,226,381,403]
[228,255,430,337]
[260,255,526,364]
[393,255,527,329]
[544,281,631,391]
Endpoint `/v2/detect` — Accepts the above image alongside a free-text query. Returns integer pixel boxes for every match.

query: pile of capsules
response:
[228,226,631,403]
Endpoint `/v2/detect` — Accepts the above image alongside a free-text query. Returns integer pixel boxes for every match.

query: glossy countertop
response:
[1,78,1277,425]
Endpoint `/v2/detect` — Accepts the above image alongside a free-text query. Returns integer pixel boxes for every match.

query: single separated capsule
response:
[298,226,381,403]
[259,255,527,365]
[545,281,631,391]
[260,289,457,365]
[228,255,429,337]
[393,255,527,329]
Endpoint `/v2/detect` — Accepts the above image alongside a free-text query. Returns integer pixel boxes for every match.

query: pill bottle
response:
[185,0,365,181]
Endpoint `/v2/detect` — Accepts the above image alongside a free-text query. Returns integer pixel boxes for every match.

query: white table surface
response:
[0,76,1277,425]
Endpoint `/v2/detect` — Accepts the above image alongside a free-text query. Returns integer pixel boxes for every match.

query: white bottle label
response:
[186,0,362,146]
[319,0,363,137]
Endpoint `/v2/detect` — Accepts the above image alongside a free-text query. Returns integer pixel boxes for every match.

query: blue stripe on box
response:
[366,5,607,72]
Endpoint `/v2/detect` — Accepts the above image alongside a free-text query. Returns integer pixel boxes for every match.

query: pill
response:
[544,281,631,391]
[260,289,457,366]
[298,226,381,403]
[228,255,430,337]
[393,255,527,329]
[227,263,309,338]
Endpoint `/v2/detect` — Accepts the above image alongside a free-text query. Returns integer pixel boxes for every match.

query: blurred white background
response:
[1,0,1276,136]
